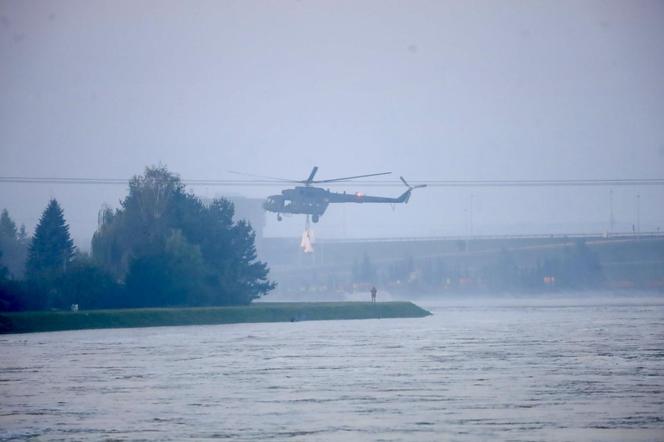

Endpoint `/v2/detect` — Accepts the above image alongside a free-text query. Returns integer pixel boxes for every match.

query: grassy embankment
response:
[0,301,431,334]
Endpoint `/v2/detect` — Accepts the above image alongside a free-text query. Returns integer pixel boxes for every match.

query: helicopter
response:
[231,167,426,223]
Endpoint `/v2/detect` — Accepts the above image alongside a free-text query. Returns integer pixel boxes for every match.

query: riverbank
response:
[0,302,431,334]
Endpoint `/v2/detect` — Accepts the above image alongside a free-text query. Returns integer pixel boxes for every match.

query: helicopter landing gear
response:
[312,214,319,223]
[277,214,282,222]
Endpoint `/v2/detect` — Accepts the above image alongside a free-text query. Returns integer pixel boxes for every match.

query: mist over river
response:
[2,296,663,441]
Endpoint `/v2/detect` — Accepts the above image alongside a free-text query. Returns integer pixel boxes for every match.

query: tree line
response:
[350,242,604,293]
[0,166,275,311]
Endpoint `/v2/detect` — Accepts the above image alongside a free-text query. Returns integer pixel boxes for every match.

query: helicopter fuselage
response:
[263,186,330,219]
[262,185,413,222]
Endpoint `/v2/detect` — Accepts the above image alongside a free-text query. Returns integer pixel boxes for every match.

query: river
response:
[1,296,663,441]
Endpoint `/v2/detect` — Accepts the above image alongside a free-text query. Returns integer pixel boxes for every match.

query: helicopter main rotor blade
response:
[227,170,298,183]
[305,167,319,184]
[313,171,392,184]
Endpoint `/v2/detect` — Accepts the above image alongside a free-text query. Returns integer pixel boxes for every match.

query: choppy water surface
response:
[1,297,663,441]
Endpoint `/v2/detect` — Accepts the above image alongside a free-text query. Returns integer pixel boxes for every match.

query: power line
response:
[0,176,663,187]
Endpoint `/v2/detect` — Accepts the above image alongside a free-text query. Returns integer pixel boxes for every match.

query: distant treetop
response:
[26,199,75,277]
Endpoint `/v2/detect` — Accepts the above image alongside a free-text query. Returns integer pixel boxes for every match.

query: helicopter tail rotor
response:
[398,176,427,203]
[400,176,427,190]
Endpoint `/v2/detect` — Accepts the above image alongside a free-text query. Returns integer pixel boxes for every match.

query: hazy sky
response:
[1,0,663,245]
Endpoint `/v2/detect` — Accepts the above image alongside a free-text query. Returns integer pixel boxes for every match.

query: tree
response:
[482,248,520,291]
[0,209,28,278]
[92,167,186,277]
[0,209,17,241]
[26,199,75,279]
[0,252,8,282]
[560,240,603,288]
[0,249,27,311]
[124,230,208,307]
[53,255,124,310]
[93,166,275,306]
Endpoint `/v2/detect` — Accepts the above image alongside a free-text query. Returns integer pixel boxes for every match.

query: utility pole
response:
[636,193,641,235]
[469,193,474,237]
[609,189,615,234]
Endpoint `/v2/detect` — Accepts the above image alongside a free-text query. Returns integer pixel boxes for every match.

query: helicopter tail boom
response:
[397,189,413,204]
[327,176,426,205]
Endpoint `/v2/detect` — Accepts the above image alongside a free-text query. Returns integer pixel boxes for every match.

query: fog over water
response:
[2,3,663,440]
[1,1,663,244]
[1,296,663,441]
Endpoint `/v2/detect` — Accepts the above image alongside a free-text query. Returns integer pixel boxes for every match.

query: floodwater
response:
[1,297,663,441]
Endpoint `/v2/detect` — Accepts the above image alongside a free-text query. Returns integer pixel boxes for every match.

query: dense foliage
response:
[92,166,274,307]
[1,203,76,310]
[0,166,274,311]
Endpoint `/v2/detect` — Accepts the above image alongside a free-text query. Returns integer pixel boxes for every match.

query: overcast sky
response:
[1,0,663,245]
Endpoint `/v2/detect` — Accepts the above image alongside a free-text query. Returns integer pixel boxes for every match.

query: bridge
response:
[261,232,664,296]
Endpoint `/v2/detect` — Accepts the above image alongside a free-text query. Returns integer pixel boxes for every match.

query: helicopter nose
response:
[263,197,279,211]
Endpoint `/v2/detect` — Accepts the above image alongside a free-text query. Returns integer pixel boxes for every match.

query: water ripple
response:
[1,298,663,441]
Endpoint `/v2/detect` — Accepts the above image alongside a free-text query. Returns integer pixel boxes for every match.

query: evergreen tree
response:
[0,209,17,239]
[0,250,8,282]
[26,199,75,278]
[0,209,28,278]
[17,224,27,243]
